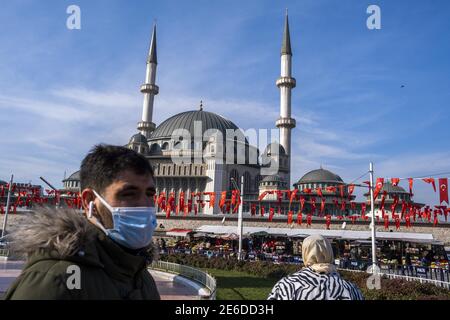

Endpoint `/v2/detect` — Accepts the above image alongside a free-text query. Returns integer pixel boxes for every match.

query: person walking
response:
[268,235,364,300]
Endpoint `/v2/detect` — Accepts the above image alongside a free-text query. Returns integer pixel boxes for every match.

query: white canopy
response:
[195,225,434,242]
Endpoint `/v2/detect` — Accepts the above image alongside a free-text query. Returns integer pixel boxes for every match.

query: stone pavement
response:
[0,261,199,300]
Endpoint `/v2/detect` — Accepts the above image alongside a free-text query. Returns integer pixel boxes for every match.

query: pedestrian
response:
[4,144,161,300]
[268,235,364,300]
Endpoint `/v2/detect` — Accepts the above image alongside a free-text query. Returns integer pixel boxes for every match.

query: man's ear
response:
[81,189,95,214]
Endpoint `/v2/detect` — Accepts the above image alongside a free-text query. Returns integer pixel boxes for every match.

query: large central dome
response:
[149,110,241,141]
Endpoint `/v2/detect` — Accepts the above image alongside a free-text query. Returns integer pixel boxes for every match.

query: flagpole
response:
[1,174,14,240]
[369,162,377,269]
[237,175,244,261]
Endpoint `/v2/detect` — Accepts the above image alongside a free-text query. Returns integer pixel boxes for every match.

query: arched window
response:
[162,142,169,150]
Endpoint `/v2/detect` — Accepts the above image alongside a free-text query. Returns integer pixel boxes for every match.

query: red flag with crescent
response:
[287,210,294,224]
[439,178,448,205]
[391,178,400,186]
[374,178,384,200]
[347,184,355,196]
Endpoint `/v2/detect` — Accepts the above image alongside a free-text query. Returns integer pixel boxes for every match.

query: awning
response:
[165,229,193,237]
[195,225,434,242]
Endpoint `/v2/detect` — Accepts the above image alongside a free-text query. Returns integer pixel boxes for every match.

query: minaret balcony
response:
[276,77,296,88]
[137,121,156,132]
[140,83,159,95]
[276,117,296,129]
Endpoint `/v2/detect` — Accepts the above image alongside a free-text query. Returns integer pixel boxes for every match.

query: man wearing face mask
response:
[4,144,161,300]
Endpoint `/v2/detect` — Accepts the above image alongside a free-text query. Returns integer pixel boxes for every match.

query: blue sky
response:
[0,0,449,204]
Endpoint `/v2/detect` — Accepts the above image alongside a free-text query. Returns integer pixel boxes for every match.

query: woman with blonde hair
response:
[268,234,364,300]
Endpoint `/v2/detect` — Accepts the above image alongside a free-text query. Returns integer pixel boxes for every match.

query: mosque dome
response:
[297,168,344,184]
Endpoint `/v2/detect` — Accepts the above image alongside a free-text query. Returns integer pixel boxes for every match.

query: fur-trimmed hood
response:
[8,206,158,264]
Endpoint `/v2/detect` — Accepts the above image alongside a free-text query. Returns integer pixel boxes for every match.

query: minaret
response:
[275,10,296,186]
[137,23,158,138]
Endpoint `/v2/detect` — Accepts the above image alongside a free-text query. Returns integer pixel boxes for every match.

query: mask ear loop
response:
[88,201,94,218]
[87,199,109,236]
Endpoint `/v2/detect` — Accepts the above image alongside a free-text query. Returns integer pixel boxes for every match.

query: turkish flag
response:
[269,207,275,222]
[208,192,215,208]
[303,188,312,194]
[297,212,303,225]
[287,211,294,224]
[316,188,323,198]
[347,184,355,196]
[219,191,227,210]
[439,178,449,205]
[299,196,305,212]
[325,186,337,193]
[306,214,312,226]
[405,214,411,228]
[384,215,389,229]
[378,190,386,208]
[422,178,436,192]
[340,200,346,211]
[320,198,326,213]
[395,217,400,230]
[361,203,366,217]
[251,204,256,216]
[260,206,265,217]
[325,215,331,229]
[339,185,345,198]
[408,178,414,195]
[289,189,298,205]
[311,197,317,213]
[391,178,400,186]
[374,178,384,199]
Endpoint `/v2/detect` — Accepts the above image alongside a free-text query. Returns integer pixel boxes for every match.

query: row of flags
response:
[1,177,449,229]
[371,177,448,204]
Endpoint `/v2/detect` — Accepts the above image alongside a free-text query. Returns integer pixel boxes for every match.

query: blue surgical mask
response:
[88,190,157,250]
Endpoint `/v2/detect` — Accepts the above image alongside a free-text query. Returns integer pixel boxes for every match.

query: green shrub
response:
[158,253,450,300]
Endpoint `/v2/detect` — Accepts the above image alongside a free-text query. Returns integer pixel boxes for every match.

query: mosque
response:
[63,13,422,217]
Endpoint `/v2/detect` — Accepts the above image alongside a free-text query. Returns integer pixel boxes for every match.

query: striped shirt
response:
[268,267,364,300]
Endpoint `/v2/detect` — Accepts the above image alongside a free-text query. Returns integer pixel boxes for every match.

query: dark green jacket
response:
[4,207,160,300]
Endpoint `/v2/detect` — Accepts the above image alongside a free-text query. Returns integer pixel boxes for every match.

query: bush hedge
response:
[159,253,450,300]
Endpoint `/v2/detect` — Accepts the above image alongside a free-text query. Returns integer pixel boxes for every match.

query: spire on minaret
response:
[148,24,157,64]
[281,9,292,56]
[137,22,159,139]
[275,11,296,188]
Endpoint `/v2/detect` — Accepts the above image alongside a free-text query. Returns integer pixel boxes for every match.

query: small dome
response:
[63,170,80,182]
[0,180,7,185]
[297,168,344,184]
[129,133,148,144]
[261,174,286,183]
[381,181,408,194]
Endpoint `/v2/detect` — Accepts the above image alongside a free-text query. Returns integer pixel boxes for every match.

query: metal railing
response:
[338,268,450,290]
[149,260,217,300]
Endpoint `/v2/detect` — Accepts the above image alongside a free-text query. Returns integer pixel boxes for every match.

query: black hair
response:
[80,144,154,193]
